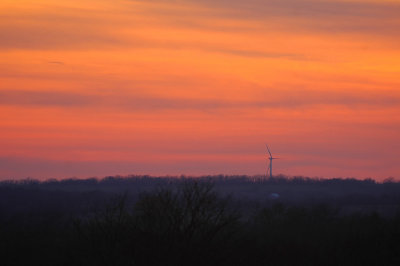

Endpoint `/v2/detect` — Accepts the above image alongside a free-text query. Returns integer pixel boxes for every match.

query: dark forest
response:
[1,175,400,265]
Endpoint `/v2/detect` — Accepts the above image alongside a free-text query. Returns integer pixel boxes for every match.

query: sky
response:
[1,0,400,180]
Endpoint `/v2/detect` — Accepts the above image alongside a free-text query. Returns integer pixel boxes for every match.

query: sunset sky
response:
[1,0,399,180]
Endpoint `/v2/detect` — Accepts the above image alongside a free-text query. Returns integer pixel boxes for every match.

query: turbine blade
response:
[265,144,272,157]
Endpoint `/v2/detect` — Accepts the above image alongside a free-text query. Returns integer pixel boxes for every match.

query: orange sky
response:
[1,0,400,180]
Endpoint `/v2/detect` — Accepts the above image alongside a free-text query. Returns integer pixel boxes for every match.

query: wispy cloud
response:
[1,89,399,110]
[0,90,94,107]
[48,61,65,65]
[133,0,400,37]
[3,0,399,53]
[0,22,122,50]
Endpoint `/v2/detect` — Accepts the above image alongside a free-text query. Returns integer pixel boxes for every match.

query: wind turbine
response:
[266,144,278,178]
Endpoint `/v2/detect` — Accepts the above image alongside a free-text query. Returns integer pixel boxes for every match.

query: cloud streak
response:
[3,0,399,54]
[133,0,400,37]
[1,89,399,110]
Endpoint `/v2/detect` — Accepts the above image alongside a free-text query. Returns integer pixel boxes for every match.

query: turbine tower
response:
[266,144,278,178]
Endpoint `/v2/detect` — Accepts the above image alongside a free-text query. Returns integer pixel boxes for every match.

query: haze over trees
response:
[1,175,400,265]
